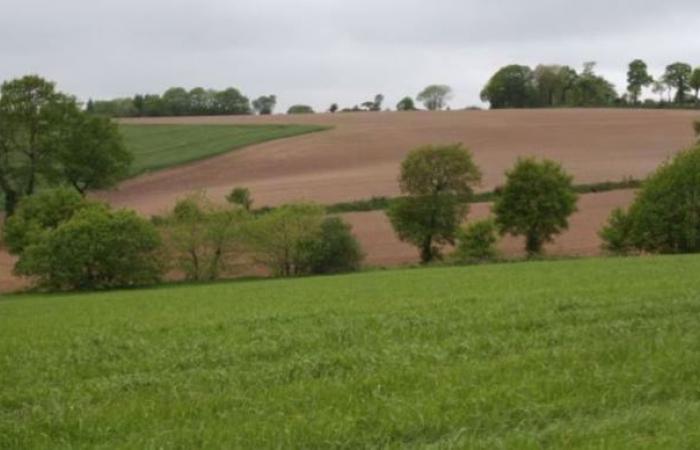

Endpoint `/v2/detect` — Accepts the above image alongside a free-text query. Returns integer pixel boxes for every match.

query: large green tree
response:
[252,95,277,115]
[627,59,654,104]
[664,62,693,104]
[690,68,700,102]
[481,65,537,108]
[387,144,482,263]
[494,158,578,256]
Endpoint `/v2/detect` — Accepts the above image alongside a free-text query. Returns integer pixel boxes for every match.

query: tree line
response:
[481,60,700,109]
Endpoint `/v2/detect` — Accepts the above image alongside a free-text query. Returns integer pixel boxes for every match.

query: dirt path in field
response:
[2,109,698,293]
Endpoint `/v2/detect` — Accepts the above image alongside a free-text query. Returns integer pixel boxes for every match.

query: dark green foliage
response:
[396,96,417,111]
[297,217,364,274]
[664,62,693,104]
[454,219,499,263]
[494,158,578,256]
[599,207,635,255]
[252,95,277,115]
[3,188,86,255]
[481,65,537,108]
[602,145,700,254]
[226,187,253,211]
[329,103,338,113]
[417,85,452,110]
[58,113,132,194]
[388,144,481,263]
[691,68,700,101]
[14,204,162,290]
[287,104,315,114]
[627,59,654,104]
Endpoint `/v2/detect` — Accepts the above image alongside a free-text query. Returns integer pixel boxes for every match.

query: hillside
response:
[2,255,699,448]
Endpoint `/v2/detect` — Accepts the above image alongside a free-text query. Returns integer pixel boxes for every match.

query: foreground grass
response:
[120,124,329,175]
[2,256,700,449]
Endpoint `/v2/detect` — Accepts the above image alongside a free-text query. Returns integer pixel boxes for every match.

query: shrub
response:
[3,188,87,255]
[599,208,636,255]
[161,192,250,281]
[454,219,499,263]
[246,203,325,276]
[287,105,314,114]
[602,145,700,254]
[296,217,364,275]
[226,187,253,211]
[15,205,163,290]
[494,158,578,256]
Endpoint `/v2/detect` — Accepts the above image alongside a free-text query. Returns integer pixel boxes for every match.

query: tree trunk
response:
[525,233,543,257]
[420,235,433,264]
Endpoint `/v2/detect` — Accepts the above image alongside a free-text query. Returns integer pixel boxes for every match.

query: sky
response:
[1,0,700,111]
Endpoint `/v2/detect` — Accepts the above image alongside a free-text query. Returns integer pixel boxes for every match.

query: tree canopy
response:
[417,85,453,111]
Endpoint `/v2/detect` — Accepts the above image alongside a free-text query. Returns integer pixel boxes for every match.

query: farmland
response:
[2,255,700,448]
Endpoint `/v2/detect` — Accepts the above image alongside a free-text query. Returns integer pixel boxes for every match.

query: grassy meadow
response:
[1,255,700,448]
[120,123,329,175]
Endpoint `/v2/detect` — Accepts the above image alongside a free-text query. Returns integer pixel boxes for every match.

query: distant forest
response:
[88,59,700,117]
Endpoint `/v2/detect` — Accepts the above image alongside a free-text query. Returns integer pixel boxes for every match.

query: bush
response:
[15,205,163,290]
[3,188,87,255]
[297,217,364,274]
[160,192,250,281]
[494,158,578,256]
[226,187,253,211]
[287,105,314,114]
[599,208,635,255]
[454,219,499,263]
[601,145,700,254]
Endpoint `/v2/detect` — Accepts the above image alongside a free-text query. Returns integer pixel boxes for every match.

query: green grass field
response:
[2,256,700,449]
[120,124,329,175]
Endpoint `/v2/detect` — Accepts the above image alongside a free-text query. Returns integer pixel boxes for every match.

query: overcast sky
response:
[2,0,700,111]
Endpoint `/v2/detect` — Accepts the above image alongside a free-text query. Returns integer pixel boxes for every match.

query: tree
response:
[494,158,578,256]
[417,85,453,111]
[287,104,315,114]
[226,187,253,211]
[372,94,384,111]
[396,96,417,111]
[453,219,499,263]
[246,203,325,276]
[252,95,277,115]
[664,62,693,104]
[652,79,668,103]
[571,62,617,107]
[533,65,578,107]
[329,103,338,113]
[690,68,700,102]
[627,59,654,104]
[160,192,250,281]
[189,87,214,115]
[296,217,364,274]
[161,87,190,116]
[14,204,162,290]
[481,65,536,108]
[600,145,700,254]
[56,113,132,195]
[0,76,77,214]
[387,144,482,262]
[214,87,251,115]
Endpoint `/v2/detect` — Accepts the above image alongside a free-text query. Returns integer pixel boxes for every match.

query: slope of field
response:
[120,123,328,175]
[113,109,699,215]
[2,255,700,448]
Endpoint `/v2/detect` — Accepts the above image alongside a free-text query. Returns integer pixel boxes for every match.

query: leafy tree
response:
[453,219,499,263]
[387,144,482,262]
[57,113,132,195]
[627,59,654,104]
[481,65,536,108]
[252,95,277,115]
[161,192,250,281]
[329,103,338,113]
[247,203,325,276]
[214,87,251,115]
[533,65,578,107]
[14,204,162,290]
[396,96,416,111]
[664,62,693,104]
[494,158,578,256]
[161,87,190,116]
[571,62,617,107]
[226,187,253,211]
[296,216,364,274]
[287,104,315,114]
[189,87,214,115]
[601,145,700,254]
[417,85,453,111]
[690,68,700,102]
[652,79,668,103]
[0,76,77,214]
[372,94,384,111]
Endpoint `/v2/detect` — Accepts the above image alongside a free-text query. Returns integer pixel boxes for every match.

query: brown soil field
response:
[2,109,698,293]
